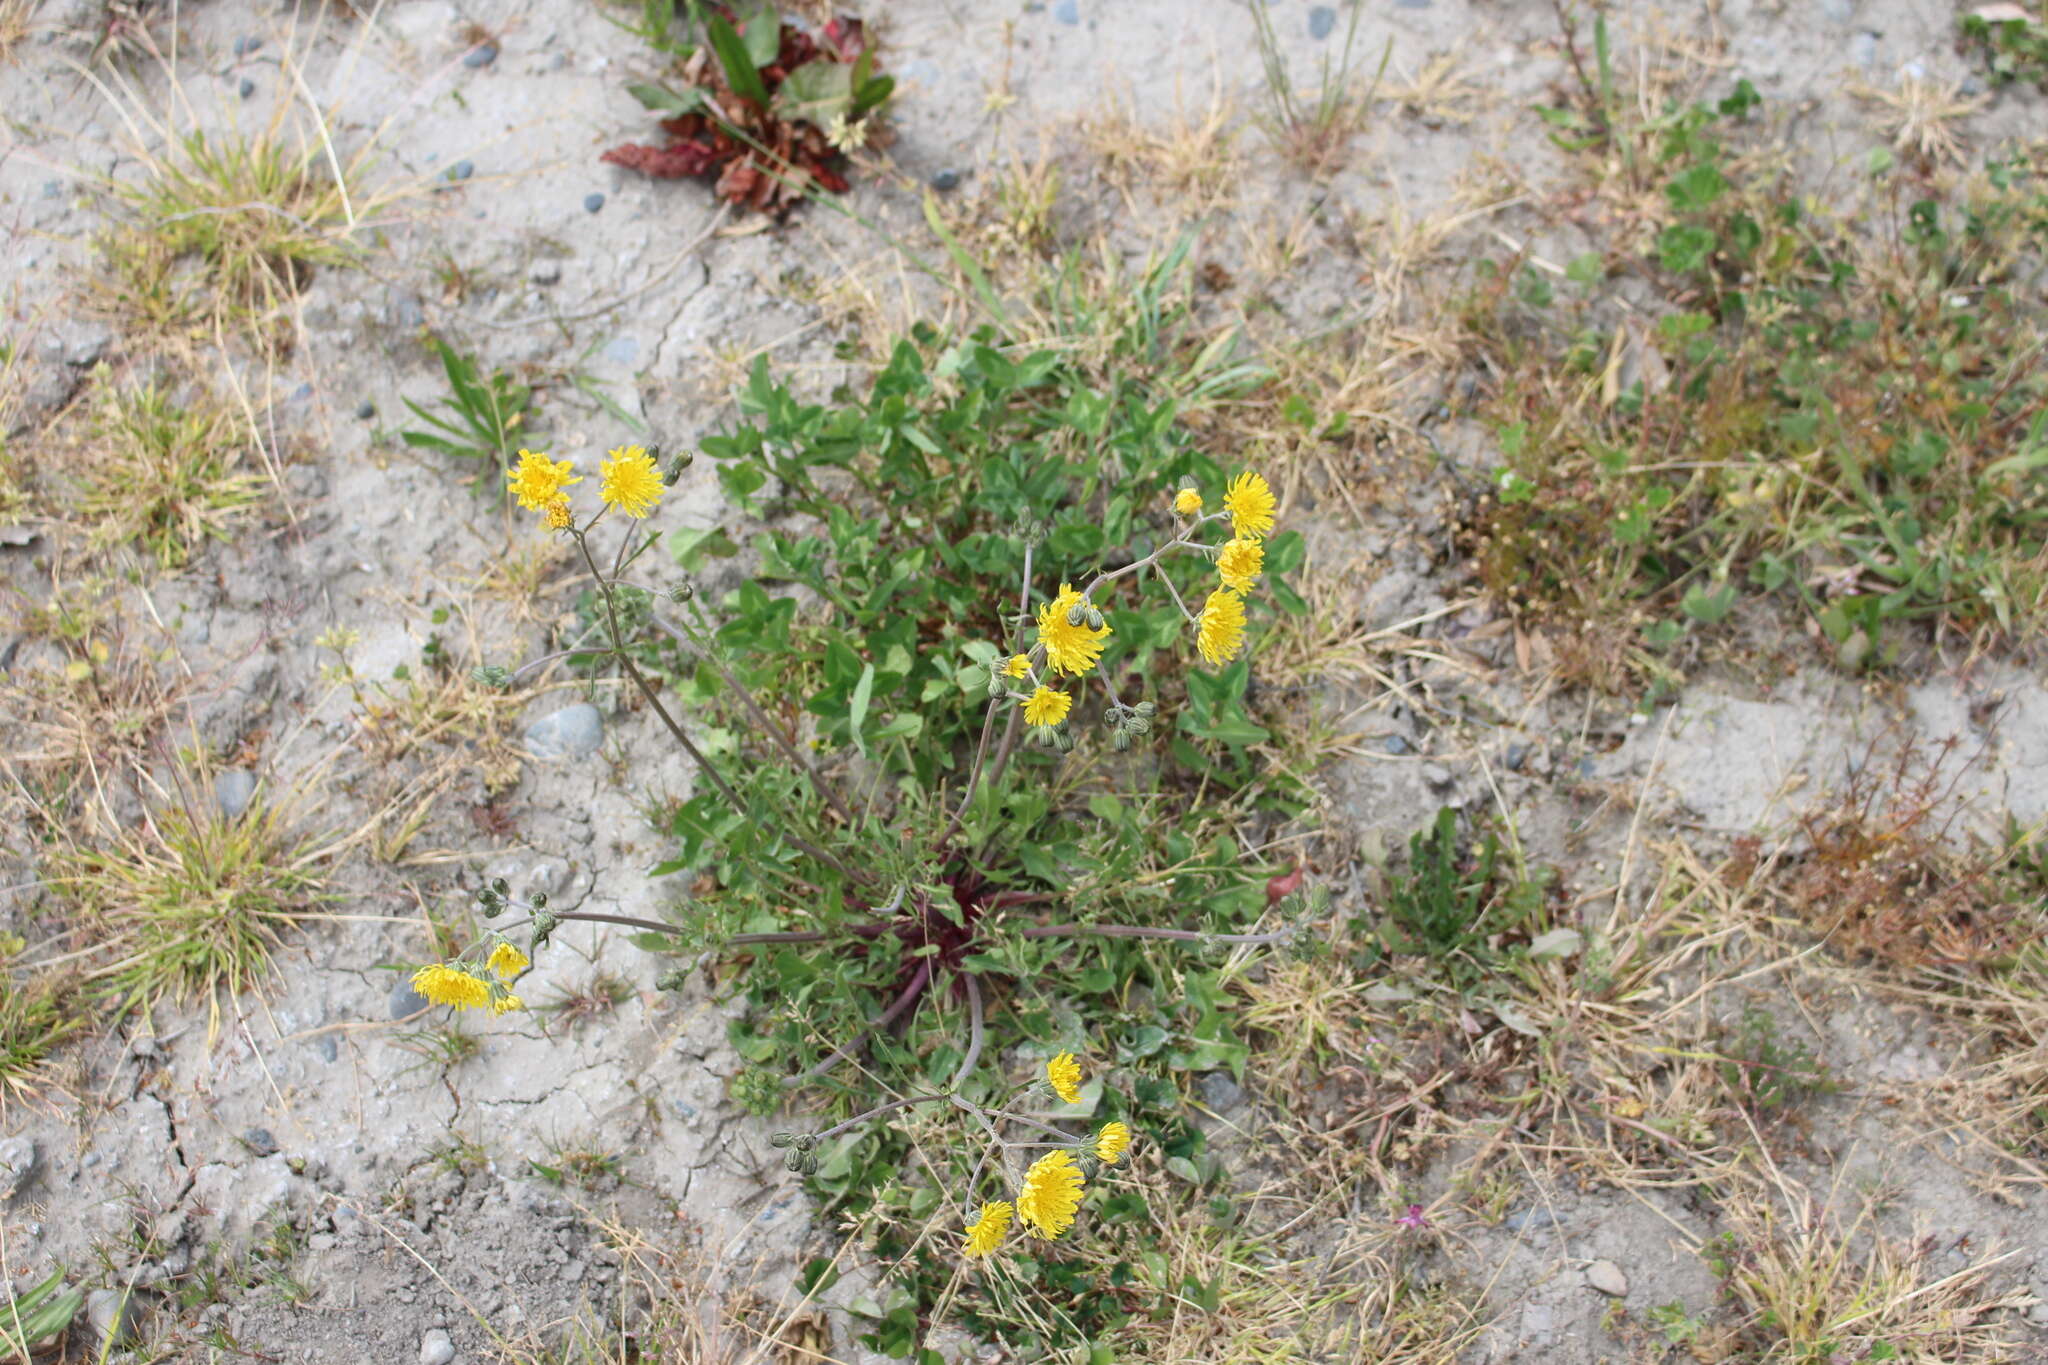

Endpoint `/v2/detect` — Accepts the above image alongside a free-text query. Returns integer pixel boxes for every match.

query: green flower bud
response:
[471,665,512,689]
[530,891,548,910]
[670,581,696,603]
[1067,605,1088,627]
[769,1132,795,1149]
[655,967,689,992]
[531,909,560,951]
[1084,607,1104,630]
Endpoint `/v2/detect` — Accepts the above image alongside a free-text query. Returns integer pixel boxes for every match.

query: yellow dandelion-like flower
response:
[1021,686,1072,728]
[544,497,573,530]
[1046,1051,1082,1104]
[962,1200,1013,1258]
[1223,470,1277,540]
[1015,1150,1085,1239]
[411,963,490,1012]
[1095,1121,1132,1166]
[598,445,665,519]
[487,942,529,980]
[490,993,526,1015]
[1196,589,1248,666]
[1003,654,1032,679]
[1216,537,1264,594]
[1173,487,1203,517]
[1036,583,1111,677]
[506,450,581,512]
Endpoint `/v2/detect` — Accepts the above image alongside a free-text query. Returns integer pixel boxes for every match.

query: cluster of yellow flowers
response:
[1198,469,1276,666]
[507,446,667,525]
[962,1052,1133,1258]
[410,940,530,1015]
[996,470,1280,731]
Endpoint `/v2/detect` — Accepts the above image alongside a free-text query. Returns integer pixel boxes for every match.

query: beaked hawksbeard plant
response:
[408,332,1321,1267]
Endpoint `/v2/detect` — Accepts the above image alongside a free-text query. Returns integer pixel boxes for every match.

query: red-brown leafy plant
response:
[602,6,891,217]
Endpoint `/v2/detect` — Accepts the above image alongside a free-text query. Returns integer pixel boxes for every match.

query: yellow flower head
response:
[544,497,573,530]
[411,963,490,1011]
[487,942,529,980]
[1015,1150,1085,1239]
[490,993,525,1015]
[1046,1051,1082,1104]
[1021,686,1072,728]
[1224,470,1277,539]
[1003,654,1032,679]
[1173,487,1203,517]
[1196,588,1248,666]
[1036,583,1111,677]
[1216,537,1264,594]
[507,450,581,512]
[1095,1121,1132,1166]
[598,445,665,519]
[962,1200,1013,1258]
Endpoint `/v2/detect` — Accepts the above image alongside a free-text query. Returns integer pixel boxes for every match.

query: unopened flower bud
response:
[471,664,512,689]
[655,967,689,992]
[529,891,548,910]
[1067,605,1088,627]
[769,1132,795,1149]
[670,581,696,603]
[531,909,560,950]
[663,448,695,485]
[1084,607,1104,630]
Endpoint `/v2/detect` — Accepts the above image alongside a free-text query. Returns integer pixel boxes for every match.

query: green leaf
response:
[1680,581,1737,624]
[848,661,875,756]
[627,82,705,115]
[776,59,853,126]
[739,2,781,66]
[703,11,770,106]
[669,525,740,571]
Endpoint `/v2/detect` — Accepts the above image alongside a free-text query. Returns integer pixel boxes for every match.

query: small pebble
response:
[419,1327,456,1365]
[232,35,262,57]
[1504,743,1530,772]
[1052,0,1079,23]
[448,159,474,181]
[241,1127,280,1158]
[929,168,961,192]
[389,977,431,1019]
[1309,6,1336,39]
[1584,1260,1629,1298]
[583,192,606,213]
[215,768,258,819]
[1421,762,1453,788]
[1394,0,1430,8]
[355,401,376,420]
[1383,734,1411,756]
[238,78,255,99]
[525,703,605,761]
[530,259,562,286]
[463,42,497,68]
[315,1034,339,1063]
[1197,1071,1245,1111]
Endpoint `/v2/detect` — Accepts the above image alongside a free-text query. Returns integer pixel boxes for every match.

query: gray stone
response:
[530,258,562,285]
[242,1127,280,1157]
[604,335,639,366]
[1504,1207,1565,1232]
[525,703,604,761]
[356,400,377,420]
[389,977,432,1019]
[930,168,961,192]
[1504,743,1530,772]
[215,767,258,819]
[0,1136,37,1200]
[1309,6,1336,39]
[463,42,497,68]
[239,77,256,99]
[64,325,111,367]
[1421,763,1453,788]
[393,294,424,328]
[1848,29,1878,69]
[86,1288,144,1347]
[1584,1259,1628,1297]
[420,1327,456,1365]
[448,159,474,181]
[1052,0,1078,23]
[1394,0,1430,8]
[1383,734,1411,756]
[315,1033,339,1063]
[1197,1071,1244,1112]
[584,192,606,213]
[1820,0,1853,21]
[233,35,262,56]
